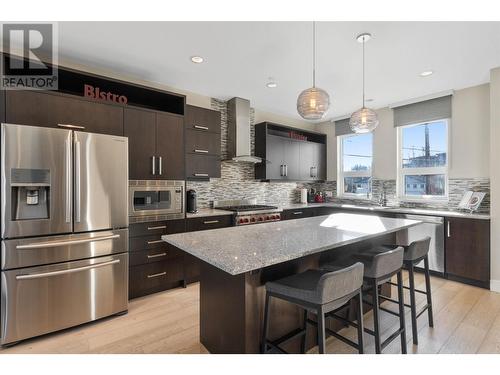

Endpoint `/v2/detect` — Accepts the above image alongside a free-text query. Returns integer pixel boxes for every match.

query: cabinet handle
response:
[147,225,166,230]
[194,149,209,153]
[147,271,166,279]
[284,164,288,177]
[204,220,219,224]
[194,125,209,131]
[194,173,209,177]
[447,221,451,238]
[293,211,303,215]
[147,252,167,259]
[152,156,156,175]
[280,165,284,177]
[58,123,85,129]
[147,240,164,245]
[158,156,163,175]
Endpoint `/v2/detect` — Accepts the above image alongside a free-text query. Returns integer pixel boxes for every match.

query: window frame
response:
[396,118,450,202]
[337,132,373,200]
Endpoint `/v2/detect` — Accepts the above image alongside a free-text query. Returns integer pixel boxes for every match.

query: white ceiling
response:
[58,21,500,121]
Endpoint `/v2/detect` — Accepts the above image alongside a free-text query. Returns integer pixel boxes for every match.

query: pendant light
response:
[297,22,330,120]
[349,33,379,133]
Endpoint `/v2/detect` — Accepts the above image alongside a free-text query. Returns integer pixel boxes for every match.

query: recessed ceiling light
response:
[420,70,433,77]
[266,82,277,88]
[190,56,204,64]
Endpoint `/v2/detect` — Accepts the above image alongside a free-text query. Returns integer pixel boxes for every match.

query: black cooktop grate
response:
[218,204,278,212]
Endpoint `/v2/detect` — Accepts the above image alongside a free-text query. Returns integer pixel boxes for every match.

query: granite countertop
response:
[163,213,421,275]
[186,208,234,219]
[281,202,491,220]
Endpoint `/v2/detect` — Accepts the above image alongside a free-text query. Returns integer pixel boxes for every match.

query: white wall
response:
[320,83,491,182]
[450,84,490,178]
[489,68,500,292]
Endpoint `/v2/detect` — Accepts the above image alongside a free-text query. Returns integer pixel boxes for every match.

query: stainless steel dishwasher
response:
[394,214,445,275]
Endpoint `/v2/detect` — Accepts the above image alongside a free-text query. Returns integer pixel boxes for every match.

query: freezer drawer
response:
[1,229,128,270]
[1,253,128,345]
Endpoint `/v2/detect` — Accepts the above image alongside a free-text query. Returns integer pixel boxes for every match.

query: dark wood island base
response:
[199,233,395,354]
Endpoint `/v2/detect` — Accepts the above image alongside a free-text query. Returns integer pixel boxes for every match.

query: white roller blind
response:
[393,95,452,127]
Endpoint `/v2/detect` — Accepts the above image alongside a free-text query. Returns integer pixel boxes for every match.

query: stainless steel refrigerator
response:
[1,123,129,345]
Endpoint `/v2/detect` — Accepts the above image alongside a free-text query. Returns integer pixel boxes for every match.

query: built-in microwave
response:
[129,180,184,218]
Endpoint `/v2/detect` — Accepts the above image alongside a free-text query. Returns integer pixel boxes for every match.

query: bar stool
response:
[323,246,407,354]
[261,262,365,354]
[383,237,433,345]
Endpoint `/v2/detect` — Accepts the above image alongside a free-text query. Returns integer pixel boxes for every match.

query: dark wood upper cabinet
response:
[184,105,221,180]
[124,108,185,180]
[156,112,185,180]
[185,104,221,133]
[445,217,490,286]
[255,122,327,181]
[6,90,124,135]
[124,108,156,180]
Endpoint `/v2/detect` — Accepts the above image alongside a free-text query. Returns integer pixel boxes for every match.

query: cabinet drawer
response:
[186,215,233,232]
[185,105,221,133]
[282,208,315,220]
[186,154,221,179]
[129,234,173,252]
[129,246,182,266]
[129,219,185,238]
[185,129,221,156]
[129,258,184,299]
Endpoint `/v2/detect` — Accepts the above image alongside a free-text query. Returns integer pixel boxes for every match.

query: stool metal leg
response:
[408,264,418,345]
[356,290,365,354]
[372,279,382,354]
[397,271,407,354]
[261,292,271,353]
[317,306,326,354]
[424,255,434,328]
[301,309,308,354]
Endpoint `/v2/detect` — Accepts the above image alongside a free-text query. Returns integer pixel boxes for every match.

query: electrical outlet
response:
[325,191,333,198]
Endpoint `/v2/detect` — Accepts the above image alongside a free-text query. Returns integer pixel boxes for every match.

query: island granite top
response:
[162,213,421,275]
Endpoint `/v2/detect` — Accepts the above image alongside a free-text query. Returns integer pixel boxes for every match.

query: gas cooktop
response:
[217,204,278,212]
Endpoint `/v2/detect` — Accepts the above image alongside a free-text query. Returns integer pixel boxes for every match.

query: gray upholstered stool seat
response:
[321,246,407,354]
[261,263,365,354]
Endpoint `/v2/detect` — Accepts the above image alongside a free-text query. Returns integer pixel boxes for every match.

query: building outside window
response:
[337,132,373,198]
[397,119,448,200]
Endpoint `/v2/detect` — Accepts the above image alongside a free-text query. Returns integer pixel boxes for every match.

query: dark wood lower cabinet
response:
[183,215,233,284]
[129,219,186,299]
[281,207,316,220]
[445,217,490,288]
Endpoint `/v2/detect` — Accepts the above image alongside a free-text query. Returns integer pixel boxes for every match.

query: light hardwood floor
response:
[1,272,500,354]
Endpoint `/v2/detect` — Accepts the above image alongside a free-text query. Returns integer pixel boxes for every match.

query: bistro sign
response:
[84,84,128,104]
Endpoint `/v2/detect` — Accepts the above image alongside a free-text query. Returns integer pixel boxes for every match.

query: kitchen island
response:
[163,213,421,353]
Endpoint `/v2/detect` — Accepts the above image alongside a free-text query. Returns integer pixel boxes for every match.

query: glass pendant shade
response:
[349,107,379,133]
[297,87,330,120]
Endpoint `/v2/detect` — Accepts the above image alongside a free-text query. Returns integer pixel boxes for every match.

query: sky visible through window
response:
[402,121,447,168]
[342,133,373,171]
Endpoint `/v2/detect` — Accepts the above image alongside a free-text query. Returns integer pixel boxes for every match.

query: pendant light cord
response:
[312,21,316,88]
[362,36,365,108]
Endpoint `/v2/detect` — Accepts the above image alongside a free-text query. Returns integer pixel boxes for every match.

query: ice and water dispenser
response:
[10,168,50,220]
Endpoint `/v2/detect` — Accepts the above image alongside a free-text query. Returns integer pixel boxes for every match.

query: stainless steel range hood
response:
[226,97,262,163]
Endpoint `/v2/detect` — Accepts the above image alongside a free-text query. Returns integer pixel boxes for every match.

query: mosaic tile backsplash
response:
[186,99,490,213]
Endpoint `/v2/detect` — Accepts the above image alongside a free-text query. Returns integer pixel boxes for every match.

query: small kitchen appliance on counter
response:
[187,189,198,213]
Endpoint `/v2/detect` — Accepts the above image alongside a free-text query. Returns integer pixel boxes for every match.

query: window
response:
[397,119,448,200]
[337,132,373,198]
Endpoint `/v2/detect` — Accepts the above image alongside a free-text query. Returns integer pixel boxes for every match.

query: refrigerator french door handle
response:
[15,234,120,250]
[65,136,72,223]
[75,138,81,223]
[15,259,120,280]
